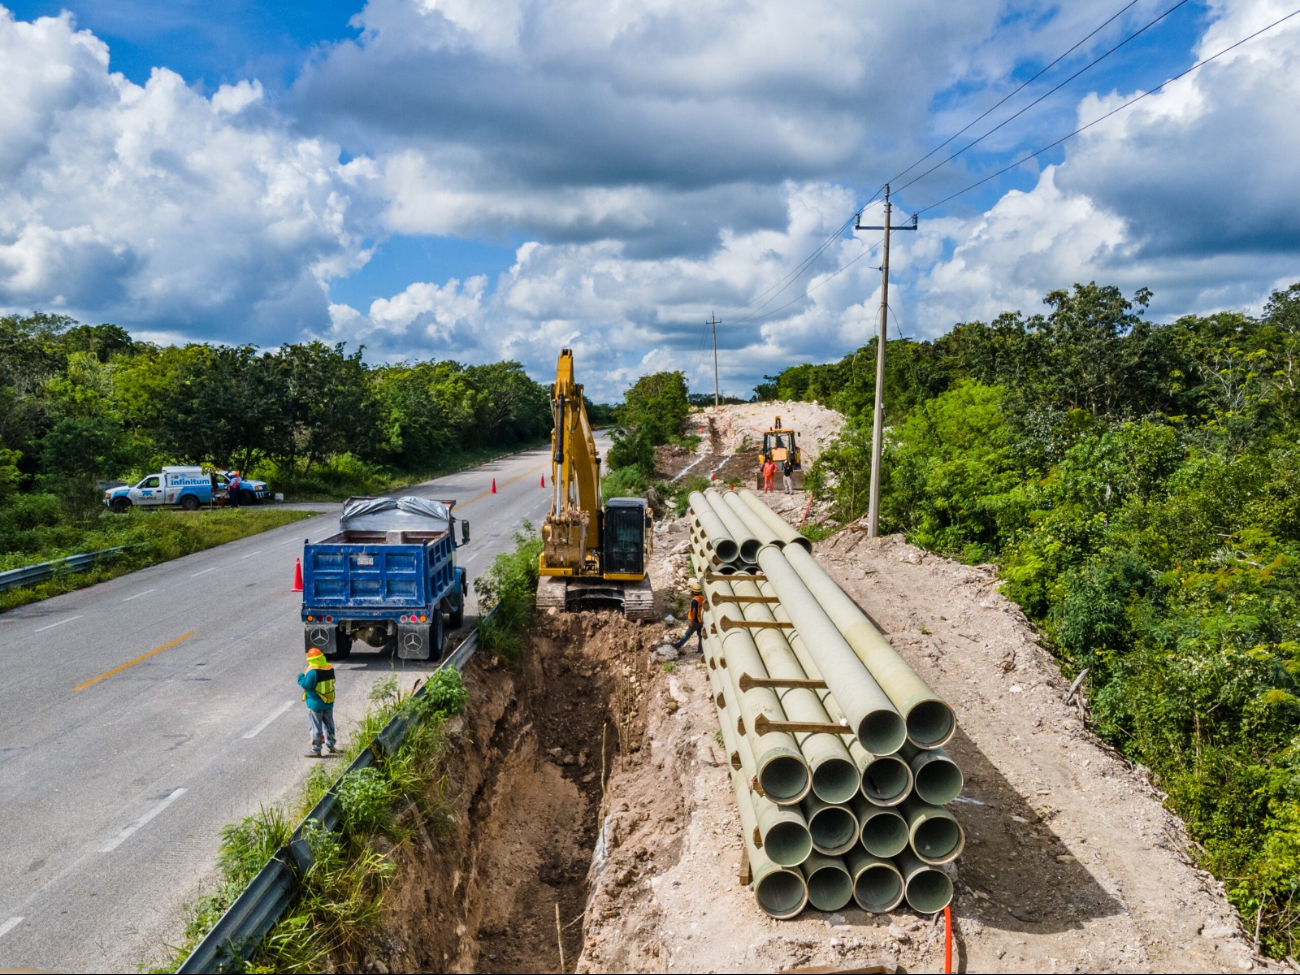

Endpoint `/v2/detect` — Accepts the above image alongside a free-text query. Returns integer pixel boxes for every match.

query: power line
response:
[897,0,1194,195]
[889,0,1143,186]
[743,236,885,329]
[917,6,1300,215]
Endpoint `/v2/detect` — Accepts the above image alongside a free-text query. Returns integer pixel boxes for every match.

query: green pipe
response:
[799,851,853,912]
[736,488,813,552]
[859,752,913,807]
[850,796,909,857]
[902,743,964,805]
[782,545,956,748]
[801,793,859,856]
[713,663,813,867]
[731,769,809,918]
[756,545,906,756]
[901,797,965,865]
[718,577,860,804]
[704,488,761,563]
[894,847,954,914]
[845,845,905,913]
[688,492,739,562]
[720,489,784,548]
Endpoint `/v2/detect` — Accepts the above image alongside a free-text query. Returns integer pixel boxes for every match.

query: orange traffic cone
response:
[491,478,497,494]
[292,558,303,593]
[539,474,546,488]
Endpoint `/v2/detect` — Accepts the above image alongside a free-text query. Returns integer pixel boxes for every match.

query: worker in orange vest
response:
[762,459,777,492]
[672,579,706,654]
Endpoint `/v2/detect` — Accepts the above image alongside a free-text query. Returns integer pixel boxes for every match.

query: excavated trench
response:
[367,610,655,974]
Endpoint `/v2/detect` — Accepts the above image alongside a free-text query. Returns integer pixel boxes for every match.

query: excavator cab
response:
[602,498,651,576]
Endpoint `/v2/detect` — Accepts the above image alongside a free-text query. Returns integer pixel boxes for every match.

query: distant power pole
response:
[708,312,721,408]
[855,184,917,538]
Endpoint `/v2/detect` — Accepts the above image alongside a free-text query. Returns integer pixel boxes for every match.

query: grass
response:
[152,668,470,973]
[474,525,544,667]
[800,521,839,542]
[0,507,315,612]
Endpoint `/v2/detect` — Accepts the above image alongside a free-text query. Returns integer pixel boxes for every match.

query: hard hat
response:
[690,579,702,593]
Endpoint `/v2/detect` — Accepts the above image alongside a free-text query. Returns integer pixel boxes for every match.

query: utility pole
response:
[708,312,721,408]
[855,184,917,538]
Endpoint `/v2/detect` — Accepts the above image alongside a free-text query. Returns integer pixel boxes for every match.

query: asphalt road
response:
[0,441,581,973]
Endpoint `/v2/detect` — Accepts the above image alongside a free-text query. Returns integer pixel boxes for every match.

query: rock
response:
[548,747,564,759]
[652,645,680,662]
[888,924,910,943]
[1199,921,1236,940]
[826,913,848,927]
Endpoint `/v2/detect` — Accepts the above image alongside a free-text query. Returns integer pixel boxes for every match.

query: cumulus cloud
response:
[0,7,377,342]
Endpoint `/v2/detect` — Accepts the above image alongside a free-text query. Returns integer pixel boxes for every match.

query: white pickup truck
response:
[104,466,216,513]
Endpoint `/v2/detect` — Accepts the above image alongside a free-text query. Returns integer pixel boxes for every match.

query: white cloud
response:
[0,8,376,342]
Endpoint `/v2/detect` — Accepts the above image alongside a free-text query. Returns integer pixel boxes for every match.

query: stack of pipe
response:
[688,488,962,919]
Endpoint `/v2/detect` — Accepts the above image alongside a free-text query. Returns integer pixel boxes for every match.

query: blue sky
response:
[1,0,1296,401]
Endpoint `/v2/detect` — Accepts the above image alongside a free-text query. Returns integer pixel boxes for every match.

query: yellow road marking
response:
[73,632,196,692]
[456,463,549,511]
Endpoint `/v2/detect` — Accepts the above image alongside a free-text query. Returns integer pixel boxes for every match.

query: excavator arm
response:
[542,349,601,572]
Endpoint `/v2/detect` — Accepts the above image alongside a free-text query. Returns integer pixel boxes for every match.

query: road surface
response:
[0,441,586,972]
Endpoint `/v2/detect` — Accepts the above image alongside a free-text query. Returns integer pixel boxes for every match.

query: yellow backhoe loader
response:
[537,349,655,619]
[756,415,803,489]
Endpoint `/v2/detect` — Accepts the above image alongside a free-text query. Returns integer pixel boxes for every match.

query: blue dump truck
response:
[301,496,469,662]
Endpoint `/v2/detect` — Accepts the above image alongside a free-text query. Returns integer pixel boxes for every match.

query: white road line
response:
[239,550,264,560]
[190,566,219,577]
[243,700,295,739]
[100,788,187,853]
[122,589,157,602]
[0,917,22,939]
[34,615,82,633]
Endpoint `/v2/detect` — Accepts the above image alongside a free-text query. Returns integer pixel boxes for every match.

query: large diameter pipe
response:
[799,852,853,912]
[717,623,812,805]
[756,546,906,756]
[901,797,965,865]
[720,578,860,805]
[895,847,954,914]
[902,743,964,806]
[737,488,812,552]
[846,846,905,913]
[721,490,784,547]
[783,545,956,748]
[801,794,858,856]
[732,771,809,918]
[690,537,734,576]
[688,492,740,562]
[713,666,813,867]
[860,752,913,807]
[851,797,909,858]
[704,489,761,563]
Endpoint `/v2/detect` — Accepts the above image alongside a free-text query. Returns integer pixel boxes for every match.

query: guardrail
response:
[0,547,129,595]
[177,619,486,974]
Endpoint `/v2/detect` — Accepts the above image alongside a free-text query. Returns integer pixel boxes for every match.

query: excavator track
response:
[536,575,656,620]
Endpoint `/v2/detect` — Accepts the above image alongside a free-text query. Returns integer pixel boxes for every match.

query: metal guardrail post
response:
[177,610,492,974]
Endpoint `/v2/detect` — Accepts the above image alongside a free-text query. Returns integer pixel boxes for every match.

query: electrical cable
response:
[916,6,1300,214]
[889,0,1142,186]
[742,236,884,329]
[897,0,1194,194]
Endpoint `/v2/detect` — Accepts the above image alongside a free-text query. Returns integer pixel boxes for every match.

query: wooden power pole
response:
[708,312,721,408]
[855,185,917,538]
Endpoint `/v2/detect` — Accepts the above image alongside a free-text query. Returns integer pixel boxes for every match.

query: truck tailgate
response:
[303,543,428,607]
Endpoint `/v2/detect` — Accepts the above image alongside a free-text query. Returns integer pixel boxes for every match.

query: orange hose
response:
[944,905,953,974]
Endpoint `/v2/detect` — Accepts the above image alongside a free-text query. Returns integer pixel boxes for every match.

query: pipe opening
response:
[862,755,913,806]
[739,538,761,563]
[756,869,810,919]
[758,755,811,804]
[854,863,905,913]
[912,817,965,865]
[713,538,740,563]
[807,805,858,856]
[764,821,814,867]
[903,867,954,914]
[810,758,861,806]
[803,863,853,912]
[905,699,956,748]
[857,710,907,758]
[913,756,964,806]
[859,810,909,858]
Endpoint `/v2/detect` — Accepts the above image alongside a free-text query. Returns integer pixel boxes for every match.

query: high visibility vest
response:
[305,660,336,705]
[688,595,704,623]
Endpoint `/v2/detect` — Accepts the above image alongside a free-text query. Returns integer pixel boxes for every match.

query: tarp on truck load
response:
[339,496,453,532]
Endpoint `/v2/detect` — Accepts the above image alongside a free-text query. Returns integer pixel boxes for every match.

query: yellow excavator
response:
[537,349,655,619]
[756,414,803,489]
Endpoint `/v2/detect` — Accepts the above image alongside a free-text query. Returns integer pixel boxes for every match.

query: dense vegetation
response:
[0,313,550,571]
[766,281,1300,955]
[602,369,693,502]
